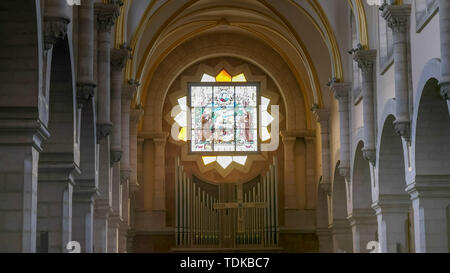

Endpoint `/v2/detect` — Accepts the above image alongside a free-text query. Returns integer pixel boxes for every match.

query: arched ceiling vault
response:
[113,0,369,127]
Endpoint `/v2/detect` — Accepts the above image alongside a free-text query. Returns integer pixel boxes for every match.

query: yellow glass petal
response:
[231,73,247,82]
[215,69,232,82]
[178,127,187,142]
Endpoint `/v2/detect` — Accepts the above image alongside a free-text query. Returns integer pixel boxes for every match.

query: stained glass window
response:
[189,83,259,153]
[173,70,274,168]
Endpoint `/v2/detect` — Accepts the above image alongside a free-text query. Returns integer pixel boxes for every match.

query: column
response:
[281,135,297,209]
[348,208,378,253]
[153,135,168,211]
[353,50,377,164]
[312,108,332,193]
[382,4,412,141]
[372,196,410,253]
[304,137,316,209]
[94,2,119,139]
[73,0,97,253]
[316,188,333,253]
[93,1,120,253]
[108,47,129,253]
[43,0,71,50]
[118,82,137,252]
[330,82,352,177]
[127,108,143,252]
[439,0,450,100]
[0,125,49,252]
[330,219,353,253]
[37,165,79,252]
[406,177,450,252]
[77,0,96,100]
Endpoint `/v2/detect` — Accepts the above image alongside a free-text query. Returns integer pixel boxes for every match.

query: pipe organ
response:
[175,157,279,249]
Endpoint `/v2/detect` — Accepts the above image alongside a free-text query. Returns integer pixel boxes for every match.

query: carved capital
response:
[311,105,330,123]
[362,148,376,165]
[382,4,411,34]
[338,166,350,180]
[43,17,70,50]
[394,120,411,142]
[110,149,123,164]
[76,81,96,103]
[94,3,120,32]
[353,50,377,76]
[97,122,113,141]
[120,169,131,184]
[110,48,130,72]
[130,107,144,125]
[319,179,331,196]
[122,82,138,101]
[439,81,450,100]
[330,82,352,101]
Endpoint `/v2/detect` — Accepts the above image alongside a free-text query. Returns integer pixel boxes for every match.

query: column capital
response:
[348,208,377,226]
[381,4,411,34]
[0,117,50,152]
[76,81,96,103]
[362,147,376,165]
[110,47,130,72]
[319,179,331,196]
[94,2,121,32]
[405,175,450,199]
[439,81,450,100]
[96,122,113,141]
[122,81,138,101]
[120,169,132,184]
[372,195,411,214]
[43,1,71,50]
[353,49,377,75]
[110,150,122,164]
[338,166,350,180]
[130,107,144,124]
[311,105,330,124]
[280,130,315,141]
[330,82,352,101]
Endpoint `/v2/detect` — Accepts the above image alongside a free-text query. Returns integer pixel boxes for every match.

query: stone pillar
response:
[118,82,137,252]
[110,47,129,162]
[305,137,316,209]
[72,0,97,253]
[353,50,377,164]
[153,135,168,211]
[439,0,450,100]
[72,189,95,253]
[93,1,120,253]
[281,135,297,209]
[77,0,96,100]
[330,219,353,253]
[127,108,143,252]
[330,82,352,177]
[372,196,410,253]
[94,2,119,139]
[43,0,71,50]
[382,4,412,141]
[312,108,332,193]
[406,177,450,252]
[140,132,168,229]
[107,47,129,253]
[348,208,378,253]
[37,164,79,252]
[0,124,49,253]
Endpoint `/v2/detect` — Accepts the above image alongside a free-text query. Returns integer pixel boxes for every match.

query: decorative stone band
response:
[43,17,71,50]
[94,199,111,219]
[94,2,120,33]
[73,180,98,202]
[120,169,132,184]
[381,4,411,34]
[329,219,352,235]
[371,194,411,215]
